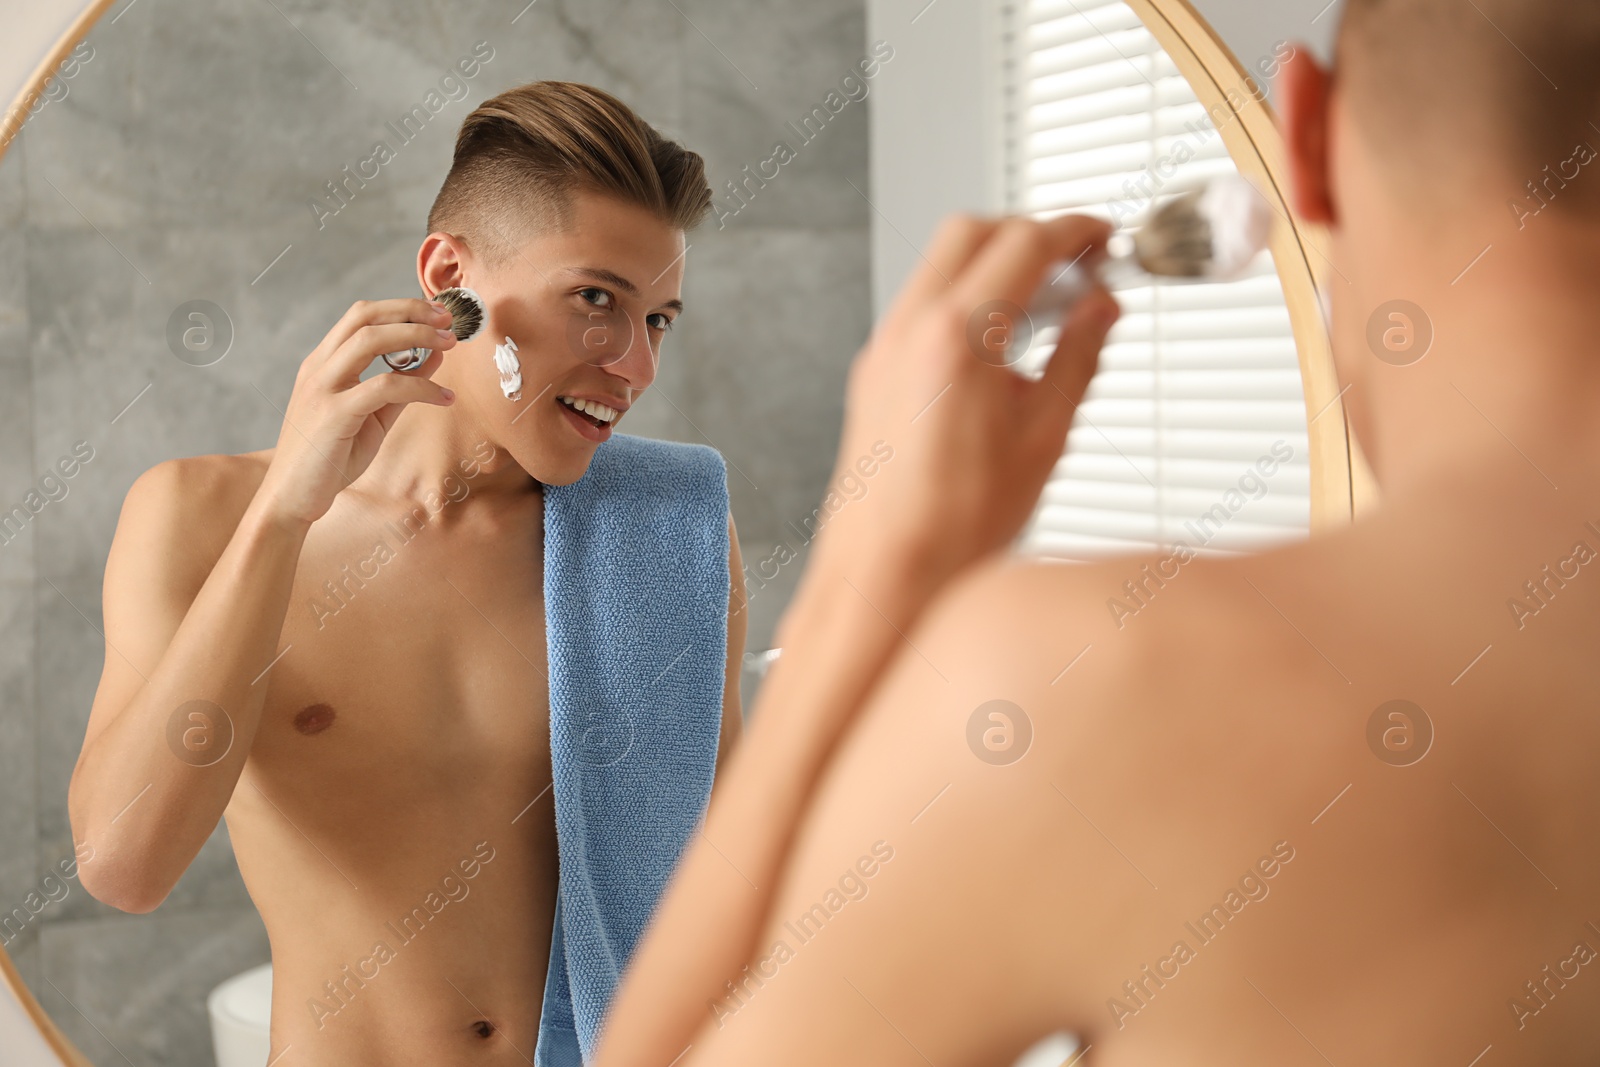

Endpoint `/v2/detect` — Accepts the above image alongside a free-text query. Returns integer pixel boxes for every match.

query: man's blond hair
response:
[428,80,712,262]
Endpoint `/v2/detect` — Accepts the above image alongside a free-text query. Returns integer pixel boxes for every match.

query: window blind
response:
[1001,0,1311,560]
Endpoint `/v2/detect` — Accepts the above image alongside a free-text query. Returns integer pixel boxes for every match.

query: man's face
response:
[464,191,687,485]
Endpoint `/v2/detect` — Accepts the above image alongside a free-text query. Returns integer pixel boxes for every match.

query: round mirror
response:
[0,1,1363,1064]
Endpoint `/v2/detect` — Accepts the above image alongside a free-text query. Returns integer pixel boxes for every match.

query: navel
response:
[471,1019,496,1039]
[293,703,336,735]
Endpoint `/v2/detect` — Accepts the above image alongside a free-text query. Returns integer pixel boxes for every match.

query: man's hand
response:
[258,298,460,527]
[812,213,1121,597]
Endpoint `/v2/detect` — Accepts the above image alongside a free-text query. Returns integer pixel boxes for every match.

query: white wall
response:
[866,0,1004,320]
[865,0,1343,318]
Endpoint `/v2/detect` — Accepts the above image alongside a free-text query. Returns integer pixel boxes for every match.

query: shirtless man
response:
[595,1,1600,1064]
[67,82,743,1066]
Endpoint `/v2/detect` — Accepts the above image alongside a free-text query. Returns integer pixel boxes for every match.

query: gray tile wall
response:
[0,0,870,1062]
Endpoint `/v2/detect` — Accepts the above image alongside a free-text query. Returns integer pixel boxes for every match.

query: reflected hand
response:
[815,213,1121,594]
[258,298,458,526]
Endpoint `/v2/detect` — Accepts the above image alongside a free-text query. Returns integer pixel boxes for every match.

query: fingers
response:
[1034,285,1121,418]
[323,321,458,384]
[318,298,453,367]
[335,367,455,425]
[945,214,1113,330]
[885,215,1002,325]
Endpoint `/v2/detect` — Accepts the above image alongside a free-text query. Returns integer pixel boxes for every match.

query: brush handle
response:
[1025,249,1142,322]
[380,287,486,372]
[381,348,430,372]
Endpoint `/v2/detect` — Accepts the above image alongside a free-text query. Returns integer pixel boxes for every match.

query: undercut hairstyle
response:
[1338,0,1600,214]
[427,81,712,264]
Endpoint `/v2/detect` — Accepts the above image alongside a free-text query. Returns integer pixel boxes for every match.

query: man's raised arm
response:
[595,214,1122,1067]
[69,298,459,911]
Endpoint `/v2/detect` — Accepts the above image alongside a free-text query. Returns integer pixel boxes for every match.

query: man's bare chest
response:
[246,495,551,787]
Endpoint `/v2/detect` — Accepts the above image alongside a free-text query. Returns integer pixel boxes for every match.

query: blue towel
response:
[534,433,731,1067]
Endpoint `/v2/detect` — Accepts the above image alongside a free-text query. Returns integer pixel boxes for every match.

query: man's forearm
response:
[69,495,310,912]
[596,539,941,1066]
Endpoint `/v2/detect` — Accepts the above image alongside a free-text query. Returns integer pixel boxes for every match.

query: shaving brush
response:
[1028,175,1274,318]
[382,286,486,371]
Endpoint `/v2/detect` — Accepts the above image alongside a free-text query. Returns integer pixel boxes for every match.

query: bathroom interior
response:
[0,0,1353,1063]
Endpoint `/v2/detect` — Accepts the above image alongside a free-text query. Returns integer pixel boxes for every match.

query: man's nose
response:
[597,313,658,390]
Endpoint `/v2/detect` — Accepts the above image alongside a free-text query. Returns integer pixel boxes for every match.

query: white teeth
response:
[559,396,618,424]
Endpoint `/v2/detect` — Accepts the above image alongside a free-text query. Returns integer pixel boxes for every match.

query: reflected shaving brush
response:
[382,286,486,371]
[1028,175,1274,319]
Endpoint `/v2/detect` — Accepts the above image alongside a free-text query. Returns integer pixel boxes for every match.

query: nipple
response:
[293,703,336,735]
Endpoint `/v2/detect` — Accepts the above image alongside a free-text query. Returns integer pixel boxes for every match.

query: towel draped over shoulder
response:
[533,433,731,1066]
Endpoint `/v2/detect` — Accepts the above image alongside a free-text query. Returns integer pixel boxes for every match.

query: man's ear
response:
[1277,45,1337,226]
[417,231,470,298]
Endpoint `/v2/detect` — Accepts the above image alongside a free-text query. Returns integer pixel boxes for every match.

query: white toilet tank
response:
[207,963,272,1067]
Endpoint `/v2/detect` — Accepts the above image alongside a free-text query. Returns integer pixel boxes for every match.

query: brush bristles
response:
[434,286,485,343]
[1131,189,1214,278]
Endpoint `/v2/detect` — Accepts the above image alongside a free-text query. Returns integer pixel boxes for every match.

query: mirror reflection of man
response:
[69,82,744,1067]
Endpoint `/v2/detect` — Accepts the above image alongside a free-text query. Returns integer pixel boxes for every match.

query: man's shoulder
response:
[126,450,267,520]
[925,546,1298,655]
[916,544,1345,732]
[899,542,1362,879]
[116,451,270,584]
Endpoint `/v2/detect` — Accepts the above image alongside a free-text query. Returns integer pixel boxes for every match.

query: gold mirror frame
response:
[0,935,93,1064]
[0,12,108,1059]
[0,1,1369,1062]
[1124,0,1377,526]
[0,0,115,168]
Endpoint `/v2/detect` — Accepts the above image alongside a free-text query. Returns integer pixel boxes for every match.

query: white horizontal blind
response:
[1001,0,1311,560]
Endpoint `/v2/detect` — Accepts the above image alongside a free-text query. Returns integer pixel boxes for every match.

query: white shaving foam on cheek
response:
[493,336,522,401]
[1199,176,1274,279]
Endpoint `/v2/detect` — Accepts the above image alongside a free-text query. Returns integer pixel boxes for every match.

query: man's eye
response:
[578,287,612,308]
[646,313,673,331]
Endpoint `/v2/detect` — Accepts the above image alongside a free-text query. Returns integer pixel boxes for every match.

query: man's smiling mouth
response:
[557,395,621,427]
